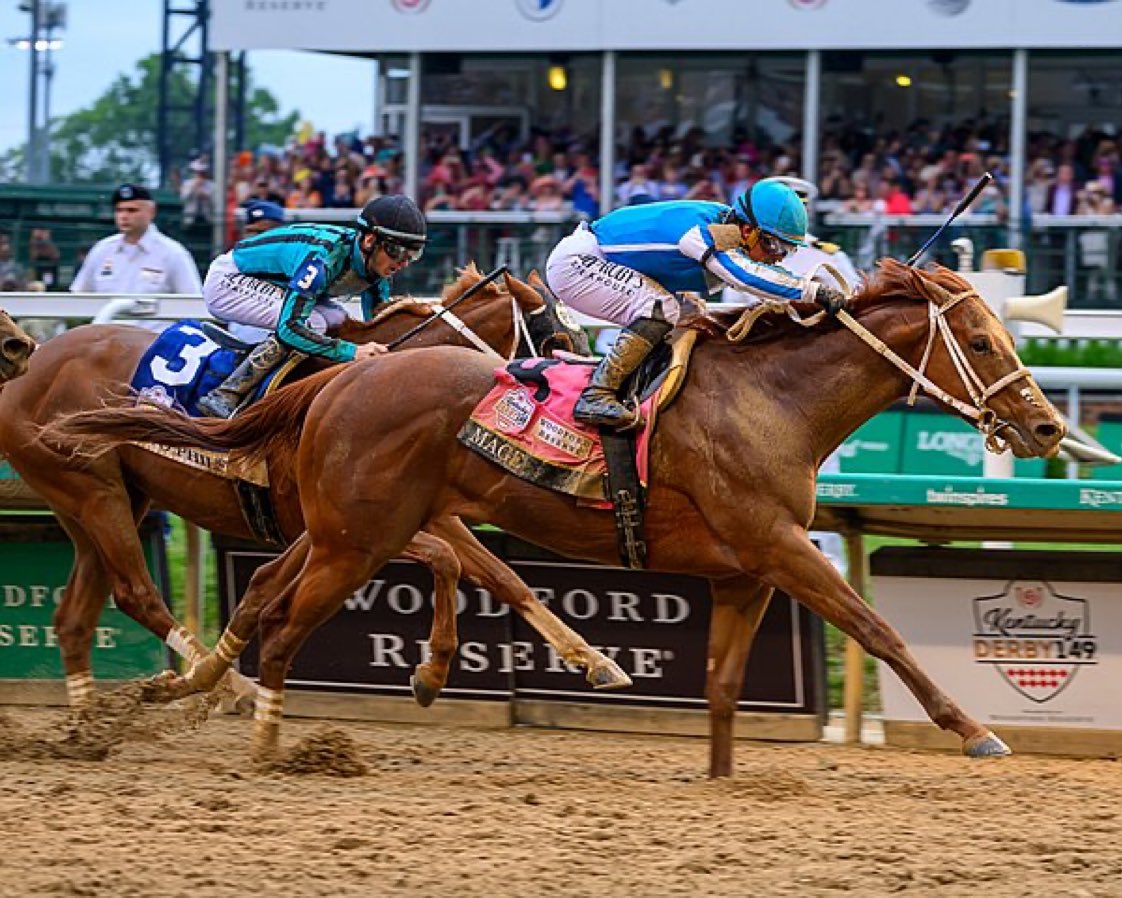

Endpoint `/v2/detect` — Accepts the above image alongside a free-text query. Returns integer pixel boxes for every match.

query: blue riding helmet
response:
[733,181,808,247]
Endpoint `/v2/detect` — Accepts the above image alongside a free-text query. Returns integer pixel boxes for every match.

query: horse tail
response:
[40,366,347,465]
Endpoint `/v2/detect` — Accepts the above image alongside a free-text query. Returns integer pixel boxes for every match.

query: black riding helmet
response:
[356,195,428,249]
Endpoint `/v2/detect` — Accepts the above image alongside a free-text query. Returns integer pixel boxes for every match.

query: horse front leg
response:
[705,577,774,778]
[141,535,316,713]
[427,517,632,690]
[399,532,462,707]
[759,525,1009,758]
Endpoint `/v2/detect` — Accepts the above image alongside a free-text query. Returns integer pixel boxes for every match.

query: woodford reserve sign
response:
[216,532,825,738]
[0,515,170,685]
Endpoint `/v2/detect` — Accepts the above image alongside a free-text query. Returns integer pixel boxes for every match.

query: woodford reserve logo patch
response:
[493,387,536,434]
[534,415,594,460]
[972,580,1098,703]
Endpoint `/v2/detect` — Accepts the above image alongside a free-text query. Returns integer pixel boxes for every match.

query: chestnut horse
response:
[6,266,632,715]
[47,261,1067,774]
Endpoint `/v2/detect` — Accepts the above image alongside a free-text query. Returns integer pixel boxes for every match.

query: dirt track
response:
[2,702,1121,898]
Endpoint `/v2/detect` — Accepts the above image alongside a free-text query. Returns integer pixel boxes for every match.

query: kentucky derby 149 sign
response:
[215,532,825,740]
[872,547,1122,756]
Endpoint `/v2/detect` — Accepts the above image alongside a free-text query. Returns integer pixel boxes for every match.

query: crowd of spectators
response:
[4,114,1122,293]
[196,114,1122,226]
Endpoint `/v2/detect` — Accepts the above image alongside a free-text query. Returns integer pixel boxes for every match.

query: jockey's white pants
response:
[545,224,681,326]
[203,251,348,344]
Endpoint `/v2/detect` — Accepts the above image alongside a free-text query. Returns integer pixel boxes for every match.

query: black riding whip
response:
[906,171,994,267]
[385,265,509,350]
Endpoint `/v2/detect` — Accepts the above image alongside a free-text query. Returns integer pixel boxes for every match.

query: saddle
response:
[457,329,699,568]
[131,320,297,417]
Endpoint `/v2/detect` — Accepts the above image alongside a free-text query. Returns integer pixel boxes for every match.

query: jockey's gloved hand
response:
[815,285,847,316]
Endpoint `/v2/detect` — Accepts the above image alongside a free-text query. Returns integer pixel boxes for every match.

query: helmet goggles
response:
[756,231,797,261]
[369,225,425,264]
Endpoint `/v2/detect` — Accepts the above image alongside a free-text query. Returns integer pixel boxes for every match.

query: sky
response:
[0,0,374,157]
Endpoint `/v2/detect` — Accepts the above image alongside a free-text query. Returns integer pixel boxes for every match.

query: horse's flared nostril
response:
[1034,421,1063,444]
[2,337,33,361]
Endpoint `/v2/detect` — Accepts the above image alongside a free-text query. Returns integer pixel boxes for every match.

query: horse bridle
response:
[396,294,544,362]
[735,262,1035,453]
[887,285,1034,453]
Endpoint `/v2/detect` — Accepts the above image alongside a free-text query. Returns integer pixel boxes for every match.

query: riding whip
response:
[386,265,509,350]
[906,171,994,267]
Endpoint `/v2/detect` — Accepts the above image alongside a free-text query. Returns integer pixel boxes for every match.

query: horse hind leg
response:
[52,515,113,710]
[399,532,462,708]
[143,536,317,710]
[427,517,632,690]
[705,577,774,778]
[253,544,382,767]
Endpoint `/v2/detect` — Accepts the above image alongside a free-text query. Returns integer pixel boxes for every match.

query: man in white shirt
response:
[71,183,203,298]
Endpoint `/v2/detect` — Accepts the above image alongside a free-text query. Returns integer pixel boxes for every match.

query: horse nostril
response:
[1035,422,1061,442]
[2,338,32,360]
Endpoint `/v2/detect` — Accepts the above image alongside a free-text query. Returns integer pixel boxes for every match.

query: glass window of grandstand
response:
[818,51,1012,270]
[615,53,805,212]
[1027,53,1122,307]
[383,53,601,288]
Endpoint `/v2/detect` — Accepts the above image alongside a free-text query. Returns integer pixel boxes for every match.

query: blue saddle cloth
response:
[131,320,278,417]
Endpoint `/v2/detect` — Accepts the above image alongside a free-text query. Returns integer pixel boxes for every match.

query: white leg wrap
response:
[215,630,249,664]
[254,685,284,723]
[165,626,203,663]
[66,671,94,707]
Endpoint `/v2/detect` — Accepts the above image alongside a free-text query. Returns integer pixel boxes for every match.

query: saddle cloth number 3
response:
[149,325,220,387]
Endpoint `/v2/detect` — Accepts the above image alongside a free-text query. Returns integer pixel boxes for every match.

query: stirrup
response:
[574,393,641,430]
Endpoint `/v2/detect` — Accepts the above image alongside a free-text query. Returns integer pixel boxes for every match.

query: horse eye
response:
[970,337,991,353]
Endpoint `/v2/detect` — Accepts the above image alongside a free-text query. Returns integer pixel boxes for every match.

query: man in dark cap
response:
[70,183,201,298]
[243,200,286,235]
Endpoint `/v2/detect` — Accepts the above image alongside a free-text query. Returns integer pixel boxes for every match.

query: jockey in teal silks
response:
[545,180,847,429]
[196,195,427,418]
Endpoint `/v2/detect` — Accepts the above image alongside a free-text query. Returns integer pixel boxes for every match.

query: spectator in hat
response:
[0,233,27,292]
[71,183,202,299]
[180,157,215,230]
[242,200,286,235]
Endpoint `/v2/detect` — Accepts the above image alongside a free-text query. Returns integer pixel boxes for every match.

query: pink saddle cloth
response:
[457,358,656,506]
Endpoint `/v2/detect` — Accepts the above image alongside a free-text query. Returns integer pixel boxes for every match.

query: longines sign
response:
[214,0,1122,52]
[217,535,823,715]
[872,548,1122,730]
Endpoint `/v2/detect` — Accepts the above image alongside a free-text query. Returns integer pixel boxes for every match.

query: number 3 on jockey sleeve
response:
[290,257,327,295]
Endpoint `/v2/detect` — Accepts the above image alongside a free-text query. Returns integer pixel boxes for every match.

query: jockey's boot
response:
[573,316,672,429]
[196,335,288,419]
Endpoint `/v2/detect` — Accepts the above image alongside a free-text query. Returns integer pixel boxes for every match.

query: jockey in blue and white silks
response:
[545,180,847,428]
[195,195,426,418]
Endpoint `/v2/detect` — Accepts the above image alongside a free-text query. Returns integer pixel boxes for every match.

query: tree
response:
[0,54,300,185]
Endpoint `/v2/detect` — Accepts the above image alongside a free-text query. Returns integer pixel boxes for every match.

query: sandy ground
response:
[1,698,1121,898]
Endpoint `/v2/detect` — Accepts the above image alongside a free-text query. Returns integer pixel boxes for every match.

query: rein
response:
[726,262,1033,453]
[371,294,540,362]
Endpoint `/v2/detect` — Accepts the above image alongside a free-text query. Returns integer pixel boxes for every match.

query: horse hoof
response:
[233,692,256,717]
[586,657,633,690]
[139,670,191,704]
[410,674,441,708]
[964,731,1012,758]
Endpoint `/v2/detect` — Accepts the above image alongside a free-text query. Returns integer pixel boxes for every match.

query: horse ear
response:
[504,270,546,311]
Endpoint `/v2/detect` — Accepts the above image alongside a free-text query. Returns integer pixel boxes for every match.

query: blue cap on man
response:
[244,200,286,227]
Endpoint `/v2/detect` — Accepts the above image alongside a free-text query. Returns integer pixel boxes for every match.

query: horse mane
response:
[338,261,509,340]
[700,259,971,344]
